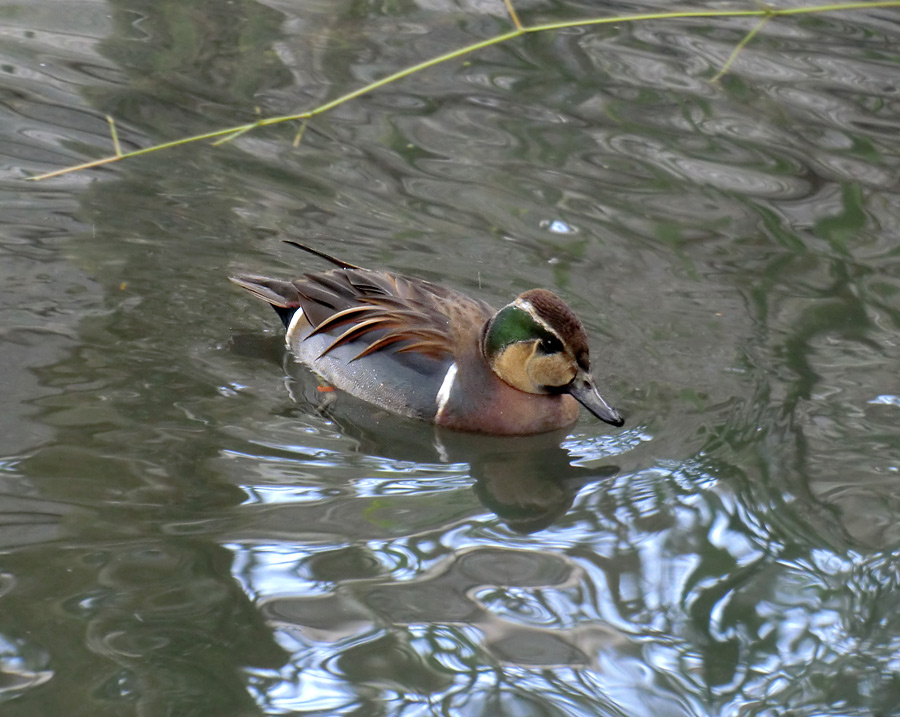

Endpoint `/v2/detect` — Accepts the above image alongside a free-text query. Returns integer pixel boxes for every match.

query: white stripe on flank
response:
[435,362,458,419]
[284,306,305,349]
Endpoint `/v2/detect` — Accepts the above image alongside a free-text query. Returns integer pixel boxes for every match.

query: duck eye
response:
[539,336,563,354]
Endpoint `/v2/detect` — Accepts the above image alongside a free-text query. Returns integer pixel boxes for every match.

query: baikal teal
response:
[231,242,624,435]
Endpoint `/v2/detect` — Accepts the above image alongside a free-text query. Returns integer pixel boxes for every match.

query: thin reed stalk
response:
[30,1,898,181]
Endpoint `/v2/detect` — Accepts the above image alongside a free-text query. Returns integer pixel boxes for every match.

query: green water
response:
[1,1,899,714]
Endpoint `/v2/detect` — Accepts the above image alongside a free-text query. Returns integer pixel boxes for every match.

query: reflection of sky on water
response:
[223,450,753,714]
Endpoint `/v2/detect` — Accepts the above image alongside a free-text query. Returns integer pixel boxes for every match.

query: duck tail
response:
[229,275,300,329]
[282,240,363,270]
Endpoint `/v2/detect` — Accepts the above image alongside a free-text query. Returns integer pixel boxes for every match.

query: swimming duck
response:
[231,242,624,435]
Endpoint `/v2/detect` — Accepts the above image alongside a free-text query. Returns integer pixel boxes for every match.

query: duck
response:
[230,241,624,435]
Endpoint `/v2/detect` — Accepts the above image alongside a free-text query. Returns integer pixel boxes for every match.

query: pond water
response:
[2,0,900,714]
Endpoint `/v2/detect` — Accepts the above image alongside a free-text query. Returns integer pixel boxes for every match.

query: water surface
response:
[1,0,900,714]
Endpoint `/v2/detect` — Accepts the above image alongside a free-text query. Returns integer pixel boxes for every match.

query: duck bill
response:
[568,373,624,427]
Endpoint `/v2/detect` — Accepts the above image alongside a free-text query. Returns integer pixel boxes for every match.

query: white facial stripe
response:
[514,298,535,313]
[284,306,306,348]
[513,298,562,343]
[435,362,458,419]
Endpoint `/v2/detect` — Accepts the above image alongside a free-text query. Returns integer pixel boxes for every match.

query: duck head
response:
[482,289,624,427]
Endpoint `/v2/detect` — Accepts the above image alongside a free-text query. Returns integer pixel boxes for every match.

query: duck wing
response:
[231,267,493,362]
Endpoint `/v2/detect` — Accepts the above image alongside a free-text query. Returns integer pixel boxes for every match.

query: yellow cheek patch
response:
[492,341,539,393]
[528,352,577,388]
[492,341,578,393]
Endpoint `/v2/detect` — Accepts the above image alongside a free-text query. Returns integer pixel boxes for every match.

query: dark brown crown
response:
[518,289,590,370]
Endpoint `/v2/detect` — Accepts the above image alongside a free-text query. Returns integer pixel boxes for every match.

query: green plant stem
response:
[29,0,900,181]
[106,115,122,157]
[711,15,772,82]
[504,0,524,30]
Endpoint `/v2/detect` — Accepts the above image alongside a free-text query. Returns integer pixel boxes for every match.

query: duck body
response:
[231,242,623,435]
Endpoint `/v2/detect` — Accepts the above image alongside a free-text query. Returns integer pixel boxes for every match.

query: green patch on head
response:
[484,305,558,358]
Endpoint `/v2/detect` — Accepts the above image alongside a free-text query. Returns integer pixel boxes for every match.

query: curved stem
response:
[711,15,772,83]
[29,1,900,181]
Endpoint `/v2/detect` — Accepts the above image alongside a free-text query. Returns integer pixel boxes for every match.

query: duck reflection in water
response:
[293,370,619,534]
[231,332,619,534]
